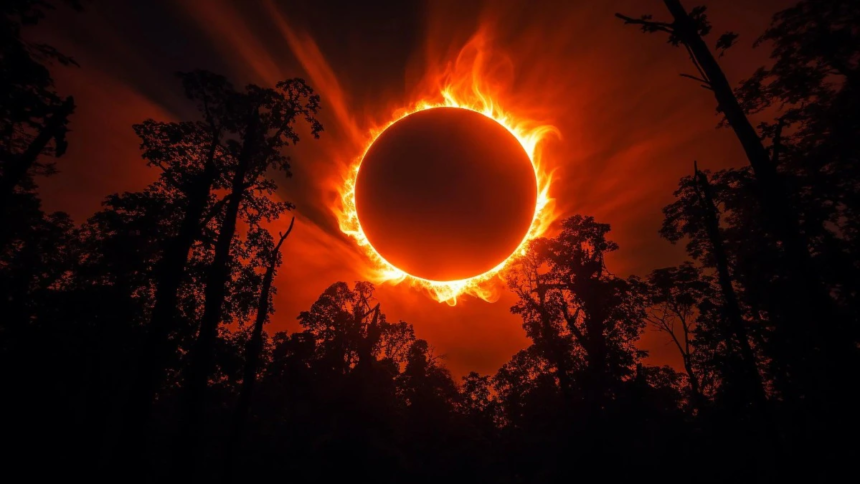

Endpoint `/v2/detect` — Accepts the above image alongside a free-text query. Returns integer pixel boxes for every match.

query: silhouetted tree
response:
[732,0,859,473]
[501,216,690,479]
[281,282,416,481]
[616,3,846,396]
[0,0,80,231]
[396,338,462,482]
[222,217,294,484]
[644,263,714,410]
[616,2,823,295]
[1,1,857,482]
[733,0,860,384]
[173,77,321,479]
[112,71,236,473]
[692,165,767,407]
[620,3,859,477]
[507,216,646,408]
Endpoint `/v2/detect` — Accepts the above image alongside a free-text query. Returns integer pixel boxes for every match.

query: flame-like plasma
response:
[335,33,559,305]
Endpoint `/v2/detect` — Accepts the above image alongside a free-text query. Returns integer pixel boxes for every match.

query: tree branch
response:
[271,216,295,263]
[200,194,232,228]
[614,13,675,34]
[680,73,713,90]
[561,304,586,344]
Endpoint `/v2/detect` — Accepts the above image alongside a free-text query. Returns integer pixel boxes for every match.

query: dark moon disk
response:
[355,107,537,281]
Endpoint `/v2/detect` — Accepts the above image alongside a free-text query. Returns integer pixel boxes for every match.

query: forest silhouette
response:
[1,1,858,483]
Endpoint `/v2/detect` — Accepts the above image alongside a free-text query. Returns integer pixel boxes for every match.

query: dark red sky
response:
[32,0,792,377]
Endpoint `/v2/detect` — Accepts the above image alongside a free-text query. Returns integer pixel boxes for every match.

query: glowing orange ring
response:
[337,90,557,304]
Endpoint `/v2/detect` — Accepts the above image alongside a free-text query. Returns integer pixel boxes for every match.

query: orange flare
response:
[335,32,559,305]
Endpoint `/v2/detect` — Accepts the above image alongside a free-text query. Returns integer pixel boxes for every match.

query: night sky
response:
[32,0,793,376]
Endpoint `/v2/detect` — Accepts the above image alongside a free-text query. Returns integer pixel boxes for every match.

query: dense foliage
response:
[1,1,857,482]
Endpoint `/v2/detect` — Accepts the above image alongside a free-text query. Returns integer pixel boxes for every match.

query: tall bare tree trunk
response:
[221,217,294,484]
[666,7,860,444]
[693,165,766,405]
[661,0,836,345]
[694,165,783,461]
[682,353,705,412]
[618,0,847,404]
[173,112,259,480]
[108,130,221,477]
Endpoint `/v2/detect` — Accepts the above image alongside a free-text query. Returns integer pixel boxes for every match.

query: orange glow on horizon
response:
[334,33,559,305]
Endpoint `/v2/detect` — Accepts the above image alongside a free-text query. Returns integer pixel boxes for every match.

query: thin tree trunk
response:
[693,166,766,405]
[659,313,705,412]
[614,0,850,413]
[679,313,706,412]
[0,96,74,231]
[222,217,294,484]
[694,166,781,456]
[538,287,575,397]
[662,0,836,343]
[683,355,705,412]
[108,129,221,476]
[356,303,382,373]
[173,111,259,480]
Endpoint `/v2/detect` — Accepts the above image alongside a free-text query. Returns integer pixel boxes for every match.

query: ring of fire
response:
[336,68,557,304]
[356,107,536,282]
